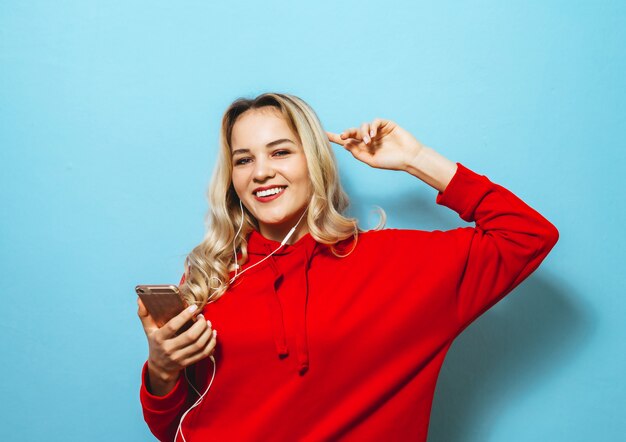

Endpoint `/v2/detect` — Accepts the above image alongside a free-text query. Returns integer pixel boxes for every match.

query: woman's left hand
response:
[327,118,425,171]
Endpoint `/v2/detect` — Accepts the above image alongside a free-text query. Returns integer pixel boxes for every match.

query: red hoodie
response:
[139,163,558,441]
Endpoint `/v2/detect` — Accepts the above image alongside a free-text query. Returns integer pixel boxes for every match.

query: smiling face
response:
[230,107,312,243]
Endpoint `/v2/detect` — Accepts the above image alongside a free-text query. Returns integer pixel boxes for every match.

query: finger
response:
[340,127,360,140]
[361,122,371,144]
[326,131,346,146]
[169,314,210,350]
[370,118,383,138]
[137,297,158,333]
[161,304,201,339]
[174,321,214,361]
[191,321,214,352]
[180,330,218,367]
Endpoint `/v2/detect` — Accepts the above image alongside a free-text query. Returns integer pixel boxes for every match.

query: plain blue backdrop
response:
[1,1,624,441]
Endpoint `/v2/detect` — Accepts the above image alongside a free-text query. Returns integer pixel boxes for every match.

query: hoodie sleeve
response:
[140,361,189,442]
[139,273,190,442]
[434,163,559,333]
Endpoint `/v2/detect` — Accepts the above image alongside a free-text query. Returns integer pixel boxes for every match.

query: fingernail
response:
[213,329,217,337]
[370,129,375,137]
[207,319,212,327]
[187,304,198,313]
[198,313,204,319]
[364,136,370,144]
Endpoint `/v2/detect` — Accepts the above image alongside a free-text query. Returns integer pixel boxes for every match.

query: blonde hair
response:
[180,93,385,308]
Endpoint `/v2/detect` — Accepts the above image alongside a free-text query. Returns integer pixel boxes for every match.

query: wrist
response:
[402,143,427,174]
[148,360,181,384]
[398,139,425,173]
[403,146,457,193]
[147,363,181,397]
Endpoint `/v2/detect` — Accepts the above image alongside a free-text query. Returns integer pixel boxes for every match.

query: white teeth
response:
[256,187,285,197]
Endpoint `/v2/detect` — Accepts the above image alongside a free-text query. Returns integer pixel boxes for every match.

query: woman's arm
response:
[328,119,559,331]
[432,163,558,330]
[403,146,457,193]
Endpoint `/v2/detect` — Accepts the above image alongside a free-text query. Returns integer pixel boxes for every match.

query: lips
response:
[253,185,287,197]
[253,185,287,202]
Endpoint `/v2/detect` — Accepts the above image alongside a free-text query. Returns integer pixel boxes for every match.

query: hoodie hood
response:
[245,229,322,375]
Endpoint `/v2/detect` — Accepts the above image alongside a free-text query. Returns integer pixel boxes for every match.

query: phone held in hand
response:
[135,284,194,334]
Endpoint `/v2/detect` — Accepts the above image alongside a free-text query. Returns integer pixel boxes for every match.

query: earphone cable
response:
[175,355,217,442]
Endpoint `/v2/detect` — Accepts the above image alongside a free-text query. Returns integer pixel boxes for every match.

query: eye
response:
[273,150,290,157]
[234,157,252,166]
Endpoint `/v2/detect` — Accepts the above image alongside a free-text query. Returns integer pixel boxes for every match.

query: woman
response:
[137,93,558,441]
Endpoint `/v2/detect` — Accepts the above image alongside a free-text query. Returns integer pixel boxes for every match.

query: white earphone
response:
[229,199,308,284]
[175,356,216,442]
[175,198,308,441]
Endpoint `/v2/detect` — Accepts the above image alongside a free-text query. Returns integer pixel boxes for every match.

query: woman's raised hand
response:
[137,297,218,396]
[326,118,425,171]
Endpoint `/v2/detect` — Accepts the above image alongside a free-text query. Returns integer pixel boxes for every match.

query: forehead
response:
[230,108,297,149]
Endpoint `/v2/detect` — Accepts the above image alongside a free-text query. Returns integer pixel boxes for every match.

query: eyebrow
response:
[231,138,295,156]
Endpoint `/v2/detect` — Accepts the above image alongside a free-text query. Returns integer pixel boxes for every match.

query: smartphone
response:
[135,284,194,334]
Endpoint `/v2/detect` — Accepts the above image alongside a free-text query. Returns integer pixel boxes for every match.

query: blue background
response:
[1,1,624,440]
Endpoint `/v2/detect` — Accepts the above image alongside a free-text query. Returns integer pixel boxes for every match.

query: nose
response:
[252,157,275,182]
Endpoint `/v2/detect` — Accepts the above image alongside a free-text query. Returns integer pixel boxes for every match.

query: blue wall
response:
[1,1,624,440]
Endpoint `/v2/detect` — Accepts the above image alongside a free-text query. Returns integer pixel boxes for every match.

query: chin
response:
[258,216,293,226]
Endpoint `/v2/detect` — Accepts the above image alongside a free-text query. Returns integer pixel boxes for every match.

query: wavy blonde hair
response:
[180,92,385,308]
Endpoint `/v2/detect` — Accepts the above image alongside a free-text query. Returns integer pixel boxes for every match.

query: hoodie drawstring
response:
[262,239,317,375]
[264,247,289,358]
[296,247,312,375]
